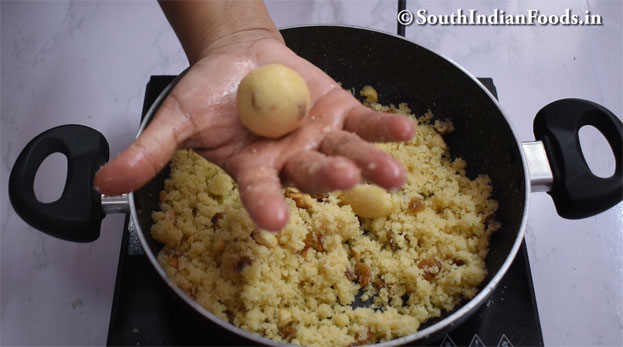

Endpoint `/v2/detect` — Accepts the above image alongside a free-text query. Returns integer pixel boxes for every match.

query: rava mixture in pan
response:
[151,90,500,346]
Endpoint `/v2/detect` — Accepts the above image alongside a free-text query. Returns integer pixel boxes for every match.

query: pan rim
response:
[129,24,531,347]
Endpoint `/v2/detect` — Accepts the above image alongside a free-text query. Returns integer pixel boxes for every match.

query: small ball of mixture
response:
[236,64,310,138]
[341,184,395,218]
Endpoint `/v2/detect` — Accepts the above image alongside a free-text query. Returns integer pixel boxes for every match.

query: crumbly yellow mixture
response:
[151,100,499,346]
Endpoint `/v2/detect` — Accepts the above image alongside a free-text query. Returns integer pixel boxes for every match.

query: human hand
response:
[94,34,415,231]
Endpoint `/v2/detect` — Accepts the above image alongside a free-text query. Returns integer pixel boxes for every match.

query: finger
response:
[320,131,406,190]
[282,151,360,194]
[236,166,290,231]
[343,104,415,142]
[94,96,194,196]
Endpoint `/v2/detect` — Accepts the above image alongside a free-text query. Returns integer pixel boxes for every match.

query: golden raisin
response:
[178,281,194,296]
[211,238,226,261]
[373,277,386,289]
[236,256,253,272]
[221,254,253,284]
[355,263,371,287]
[418,258,442,280]
[345,268,357,281]
[351,249,361,262]
[311,234,323,251]
[167,255,179,268]
[353,328,372,345]
[388,232,399,250]
[224,309,235,323]
[301,231,323,257]
[159,190,167,202]
[279,323,297,341]
[211,212,224,228]
[408,197,425,215]
[451,259,465,266]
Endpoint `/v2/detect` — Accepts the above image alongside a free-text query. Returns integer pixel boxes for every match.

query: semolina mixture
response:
[151,92,500,346]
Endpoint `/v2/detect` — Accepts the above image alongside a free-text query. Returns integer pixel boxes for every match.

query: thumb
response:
[94,97,192,196]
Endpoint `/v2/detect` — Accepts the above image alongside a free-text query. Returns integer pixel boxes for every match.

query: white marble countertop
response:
[1,1,621,346]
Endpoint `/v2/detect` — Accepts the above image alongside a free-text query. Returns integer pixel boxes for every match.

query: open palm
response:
[95,37,415,230]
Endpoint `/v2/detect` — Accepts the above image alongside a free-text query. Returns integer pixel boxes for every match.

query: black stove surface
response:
[107,76,543,347]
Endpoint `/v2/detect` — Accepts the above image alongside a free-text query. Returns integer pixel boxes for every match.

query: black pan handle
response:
[533,98,622,219]
[9,125,109,242]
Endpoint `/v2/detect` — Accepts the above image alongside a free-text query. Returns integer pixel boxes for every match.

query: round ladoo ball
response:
[236,64,310,139]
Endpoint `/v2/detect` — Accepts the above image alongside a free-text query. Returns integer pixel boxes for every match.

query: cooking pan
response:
[8,26,622,346]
